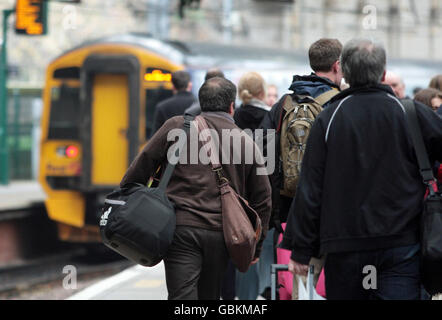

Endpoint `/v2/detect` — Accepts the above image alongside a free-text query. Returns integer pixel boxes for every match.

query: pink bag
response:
[276,223,326,299]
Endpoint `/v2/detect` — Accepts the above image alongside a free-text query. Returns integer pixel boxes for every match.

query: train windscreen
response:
[48,84,81,140]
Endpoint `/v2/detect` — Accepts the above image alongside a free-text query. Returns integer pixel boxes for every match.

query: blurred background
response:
[0,0,441,181]
[0,0,440,300]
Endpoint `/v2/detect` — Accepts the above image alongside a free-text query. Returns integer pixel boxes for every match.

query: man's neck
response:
[315,72,337,87]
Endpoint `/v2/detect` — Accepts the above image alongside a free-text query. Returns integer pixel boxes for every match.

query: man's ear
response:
[229,102,235,115]
[381,70,386,82]
[333,60,340,73]
[187,82,193,92]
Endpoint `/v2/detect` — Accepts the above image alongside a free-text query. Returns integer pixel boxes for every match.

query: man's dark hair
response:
[172,70,191,91]
[199,77,236,113]
[309,38,343,72]
[205,68,225,81]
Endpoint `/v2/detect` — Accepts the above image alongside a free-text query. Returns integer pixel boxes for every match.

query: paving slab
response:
[67,262,167,300]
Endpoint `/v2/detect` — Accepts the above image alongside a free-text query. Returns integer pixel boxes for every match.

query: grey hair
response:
[341,39,386,87]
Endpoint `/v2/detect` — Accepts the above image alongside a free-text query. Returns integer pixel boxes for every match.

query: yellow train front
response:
[39,34,185,242]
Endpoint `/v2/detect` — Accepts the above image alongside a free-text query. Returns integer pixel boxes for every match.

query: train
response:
[39,33,442,242]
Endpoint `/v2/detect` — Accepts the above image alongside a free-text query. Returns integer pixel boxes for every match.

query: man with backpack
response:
[259,38,343,235]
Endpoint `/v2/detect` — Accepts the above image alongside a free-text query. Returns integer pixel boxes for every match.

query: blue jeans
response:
[324,244,422,300]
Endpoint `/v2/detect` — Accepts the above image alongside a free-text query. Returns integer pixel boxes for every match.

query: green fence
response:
[6,87,42,181]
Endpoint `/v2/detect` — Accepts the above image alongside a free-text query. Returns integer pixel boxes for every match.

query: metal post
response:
[222,0,232,43]
[148,0,169,39]
[296,0,304,50]
[0,9,13,185]
[13,88,20,180]
[158,0,170,39]
[147,0,158,37]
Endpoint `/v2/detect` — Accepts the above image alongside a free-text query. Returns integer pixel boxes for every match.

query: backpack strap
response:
[276,94,291,133]
[313,88,340,106]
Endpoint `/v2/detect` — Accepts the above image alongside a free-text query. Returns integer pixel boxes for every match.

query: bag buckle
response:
[213,167,229,185]
[425,179,438,196]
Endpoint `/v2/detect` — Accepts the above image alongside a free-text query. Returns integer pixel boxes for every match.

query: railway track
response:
[0,247,134,294]
[0,203,134,296]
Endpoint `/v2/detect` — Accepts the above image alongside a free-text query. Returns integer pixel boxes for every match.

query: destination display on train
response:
[144,68,172,82]
[15,0,47,36]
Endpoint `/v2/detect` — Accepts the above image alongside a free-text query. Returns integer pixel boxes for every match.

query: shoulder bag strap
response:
[158,114,194,191]
[194,115,229,184]
[402,99,436,193]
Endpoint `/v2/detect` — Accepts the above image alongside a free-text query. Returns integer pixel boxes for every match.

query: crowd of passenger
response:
[123,37,442,300]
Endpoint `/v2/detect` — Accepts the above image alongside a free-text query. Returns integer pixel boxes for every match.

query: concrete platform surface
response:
[67,262,167,300]
[0,181,46,210]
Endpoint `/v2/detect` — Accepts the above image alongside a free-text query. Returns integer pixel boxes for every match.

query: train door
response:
[91,74,129,185]
[81,55,140,191]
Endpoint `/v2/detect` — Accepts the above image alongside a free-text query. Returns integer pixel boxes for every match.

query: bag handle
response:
[402,99,437,194]
[158,114,194,191]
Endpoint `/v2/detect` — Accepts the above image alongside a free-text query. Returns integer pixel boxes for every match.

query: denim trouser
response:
[324,244,422,300]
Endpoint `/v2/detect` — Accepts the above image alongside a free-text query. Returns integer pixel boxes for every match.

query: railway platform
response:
[0,181,46,210]
[67,262,168,300]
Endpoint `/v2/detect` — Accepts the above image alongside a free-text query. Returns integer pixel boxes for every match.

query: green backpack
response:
[279,89,339,198]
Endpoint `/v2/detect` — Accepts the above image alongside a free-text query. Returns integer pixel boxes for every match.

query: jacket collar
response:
[247,98,272,112]
[176,90,193,96]
[330,84,395,103]
[201,111,235,123]
[289,73,341,91]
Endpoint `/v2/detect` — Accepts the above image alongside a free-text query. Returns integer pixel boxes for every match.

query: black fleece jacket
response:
[280,84,442,264]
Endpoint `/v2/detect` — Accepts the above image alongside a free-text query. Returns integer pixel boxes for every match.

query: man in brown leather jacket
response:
[120,77,272,300]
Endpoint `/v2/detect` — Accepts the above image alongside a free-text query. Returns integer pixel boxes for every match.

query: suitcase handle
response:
[271,264,289,300]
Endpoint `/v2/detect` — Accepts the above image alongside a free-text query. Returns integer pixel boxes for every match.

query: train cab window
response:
[53,67,80,79]
[145,87,173,139]
[48,85,81,140]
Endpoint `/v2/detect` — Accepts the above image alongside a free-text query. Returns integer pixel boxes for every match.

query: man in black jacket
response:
[153,70,195,133]
[280,38,442,300]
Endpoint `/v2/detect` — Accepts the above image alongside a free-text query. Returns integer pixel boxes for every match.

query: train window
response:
[48,85,81,140]
[145,87,173,139]
[53,67,80,79]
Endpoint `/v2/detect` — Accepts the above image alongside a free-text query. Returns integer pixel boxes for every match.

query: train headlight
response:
[65,145,79,158]
[56,145,79,158]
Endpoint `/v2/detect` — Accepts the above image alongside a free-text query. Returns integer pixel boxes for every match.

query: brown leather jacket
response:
[120,111,272,256]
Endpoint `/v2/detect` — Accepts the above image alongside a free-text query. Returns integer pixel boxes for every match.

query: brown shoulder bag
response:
[194,115,262,273]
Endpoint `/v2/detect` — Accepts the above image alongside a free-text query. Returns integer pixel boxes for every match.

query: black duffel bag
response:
[403,99,442,296]
[99,182,176,266]
[99,115,192,267]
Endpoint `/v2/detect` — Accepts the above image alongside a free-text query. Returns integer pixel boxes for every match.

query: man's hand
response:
[288,259,308,276]
[250,258,259,266]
